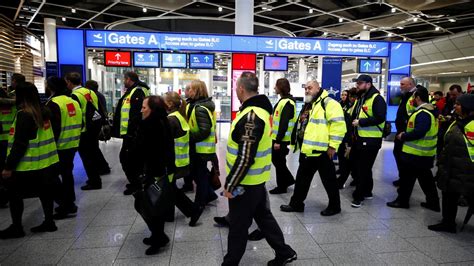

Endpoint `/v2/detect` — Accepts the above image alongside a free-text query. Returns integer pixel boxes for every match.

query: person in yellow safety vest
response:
[185,80,218,208]
[45,77,83,219]
[350,75,387,208]
[112,71,149,195]
[164,92,203,227]
[392,77,417,187]
[0,74,23,208]
[428,93,474,233]
[387,86,440,211]
[268,78,297,195]
[0,82,60,239]
[222,71,297,266]
[65,72,102,191]
[280,80,346,216]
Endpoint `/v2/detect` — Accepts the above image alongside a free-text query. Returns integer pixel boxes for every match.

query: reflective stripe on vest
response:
[226,106,271,185]
[168,111,190,168]
[120,87,149,136]
[271,98,296,141]
[463,121,474,162]
[0,105,16,141]
[7,115,59,171]
[402,108,438,157]
[189,104,216,154]
[355,93,385,138]
[72,87,99,133]
[51,95,82,150]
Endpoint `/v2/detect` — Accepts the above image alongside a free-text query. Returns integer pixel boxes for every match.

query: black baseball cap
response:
[457,94,474,112]
[353,74,373,83]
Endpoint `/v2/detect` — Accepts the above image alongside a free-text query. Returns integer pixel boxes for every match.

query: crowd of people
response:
[0,70,472,265]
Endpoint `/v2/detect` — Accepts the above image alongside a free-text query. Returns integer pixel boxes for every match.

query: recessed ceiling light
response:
[413,17,418,22]
[218,6,223,12]
[309,8,313,14]
[71,8,76,13]
[142,7,147,13]
[449,18,456,23]
[323,32,328,36]
[388,33,393,37]
[363,25,368,30]
[403,37,407,41]
[391,8,396,13]
[62,17,66,22]
[435,26,440,31]
[397,26,404,29]
[339,17,343,23]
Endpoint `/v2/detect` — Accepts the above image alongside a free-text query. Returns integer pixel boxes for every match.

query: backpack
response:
[84,98,103,136]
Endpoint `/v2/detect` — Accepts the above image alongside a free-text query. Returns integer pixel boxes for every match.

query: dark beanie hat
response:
[457,94,474,112]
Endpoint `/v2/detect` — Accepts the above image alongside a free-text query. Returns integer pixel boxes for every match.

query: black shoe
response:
[280,204,304,213]
[145,245,161,255]
[189,206,204,227]
[458,197,468,207]
[214,216,230,227]
[269,187,288,195]
[55,204,78,215]
[123,187,137,195]
[248,229,264,241]
[420,202,440,212]
[428,222,457,233]
[99,167,111,175]
[386,200,409,209]
[30,221,57,233]
[336,179,346,189]
[349,180,357,187]
[0,224,25,239]
[268,249,297,266]
[320,208,341,216]
[81,184,102,191]
[143,237,152,245]
[393,180,400,187]
[351,200,363,208]
[53,212,75,220]
[206,193,218,205]
[181,184,194,193]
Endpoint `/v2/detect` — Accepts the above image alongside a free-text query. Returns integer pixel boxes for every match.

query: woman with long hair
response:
[0,82,60,239]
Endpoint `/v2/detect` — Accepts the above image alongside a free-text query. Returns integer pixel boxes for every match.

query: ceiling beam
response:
[44,2,131,19]
[77,1,120,28]
[13,0,25,21]
[26,0,45,27]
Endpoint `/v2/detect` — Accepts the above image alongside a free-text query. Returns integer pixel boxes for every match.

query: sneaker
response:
[428,222,456,233]
[214,216,230,227]
[364,194,373,200]
[0,224,25,239]
[268,249,297,266]
[386,200,409,209]
[30,221,57,233]
[351,200,362,208]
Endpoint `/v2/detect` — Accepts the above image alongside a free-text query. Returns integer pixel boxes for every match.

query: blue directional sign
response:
[358,59,382,74]
[133,52,160,67]
[189,53,214,69]
[161,53,187,68]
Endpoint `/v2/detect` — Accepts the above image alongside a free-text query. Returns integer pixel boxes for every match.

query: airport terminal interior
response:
[0,0,474,265]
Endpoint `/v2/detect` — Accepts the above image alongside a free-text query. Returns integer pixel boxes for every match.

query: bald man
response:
[393,77,417,187]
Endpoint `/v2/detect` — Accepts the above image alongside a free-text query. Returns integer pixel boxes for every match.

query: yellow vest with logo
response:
[354,93,385,138]
[168,111,190,168]
[120,87,149,136]
[301,90,347,157]
[271,98,297,142]
[463,121,474,162]
[402,107,438,157]
[406,93,417,116]
[0,105,16,141]
[72,87,99,133]
[50,95,82,150]
[189,104,216,154]
[226,106,271,185]
[7,113,59,171]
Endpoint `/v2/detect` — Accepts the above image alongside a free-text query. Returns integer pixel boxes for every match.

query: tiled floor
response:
[0,129,473,265]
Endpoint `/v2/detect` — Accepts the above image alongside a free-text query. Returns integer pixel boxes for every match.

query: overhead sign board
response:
[189,53,214,69]
[358,59,382,74]
[104,51,131,67]
[161,53,187,68]
[86,30,390,57]
[133,52,160,67]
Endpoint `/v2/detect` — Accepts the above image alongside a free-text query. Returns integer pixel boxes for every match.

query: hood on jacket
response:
[240,94,273,115]
[364,86,380,99]
[194,97,215,112]
[418,103,436,112]
[136,81,150,91]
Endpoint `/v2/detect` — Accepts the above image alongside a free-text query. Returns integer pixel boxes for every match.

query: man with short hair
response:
[222,72,296,266]
[112,71,149,195]
[387,86,440,211]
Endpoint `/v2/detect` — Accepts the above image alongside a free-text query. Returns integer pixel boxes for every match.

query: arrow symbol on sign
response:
[364,61,371,71]
[149,54,154,60]
[166,55,173,62]
[115,53,121,60]
[177,56,182,62]
[204,56,209,62]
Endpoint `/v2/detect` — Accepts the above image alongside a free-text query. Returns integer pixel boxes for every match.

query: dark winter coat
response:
[186,97,215,161]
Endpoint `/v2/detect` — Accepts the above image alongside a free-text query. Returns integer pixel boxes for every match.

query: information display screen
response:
[161,53,187,68]
[358,59,382,74]
[133,52,159,67]
[189,53,214,69]
[388,74,406,106]
[104,51,131,67]
[264,56,288,71]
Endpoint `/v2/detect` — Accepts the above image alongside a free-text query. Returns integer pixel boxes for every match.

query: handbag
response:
[133,175,169,217]
[209,166,222,190]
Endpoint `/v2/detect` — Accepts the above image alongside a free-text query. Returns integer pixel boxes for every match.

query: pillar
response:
[298,58,307,85]
[44,18,57,62]
[235,0,254,35]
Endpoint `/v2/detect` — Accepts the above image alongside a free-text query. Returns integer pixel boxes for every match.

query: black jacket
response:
[351,86,387,149]
[46,93,81,143]
[401,103,434,142]
[225,94,273,193]
[112,83,146,138]
[186,97,215,161]
[273,95,295,144]
[167,111,190,179]
[395,90,415,133]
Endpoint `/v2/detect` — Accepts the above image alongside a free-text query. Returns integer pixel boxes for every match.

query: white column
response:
[227,61,232,96]
[235,0,254,35]
[317,57,323,83]
[298,58,307,84]
[44,18,57,62]
[258,59,264,94]
[173,69,179,92]
[200,70,212,96]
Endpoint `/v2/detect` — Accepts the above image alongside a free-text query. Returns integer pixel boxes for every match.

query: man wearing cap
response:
[392,77,417,187]
[387,86,440,211]
[350,75,387,208]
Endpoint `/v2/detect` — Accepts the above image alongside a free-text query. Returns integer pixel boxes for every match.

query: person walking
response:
[280,80,346,216]
[222,72,296,266]
[387,86,440,211]
[45,77,83,219]
[336,89,353,189]
[269,78,297,194]
[0,82,60,239]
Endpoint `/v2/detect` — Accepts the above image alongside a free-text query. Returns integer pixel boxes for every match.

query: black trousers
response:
[0,141,8,205]
[397,153,439,204]
[441,191,463,225]
[272,141,295,189]
[393,138,403,180]
[119,138,141,188]
[140,210,167,242]
[169,179,197,218]
[223,183,293,266]
[96,144,110,171]
[191,155,216,207]
[289,153,340,210]
[336,141,351,185]
[57,148,77,208]
[78,132,101,186]
[352,146,379,201]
